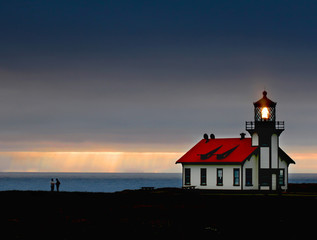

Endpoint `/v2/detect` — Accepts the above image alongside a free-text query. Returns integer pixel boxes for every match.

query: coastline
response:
[2,184,317,239]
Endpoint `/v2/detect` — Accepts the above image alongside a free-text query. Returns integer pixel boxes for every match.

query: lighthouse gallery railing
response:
[245,121,285,130]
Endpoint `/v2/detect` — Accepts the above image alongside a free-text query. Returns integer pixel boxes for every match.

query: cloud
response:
[0,1,317,173]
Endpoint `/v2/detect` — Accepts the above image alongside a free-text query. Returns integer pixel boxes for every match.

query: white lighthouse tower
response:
[246,91,286,190]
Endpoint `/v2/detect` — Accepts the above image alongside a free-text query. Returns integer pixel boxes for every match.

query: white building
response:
[176,91,295,191]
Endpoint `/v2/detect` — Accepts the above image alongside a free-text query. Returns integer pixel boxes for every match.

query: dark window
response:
[279,169,285,186]
[233,168,240,186]
[246,168,253,186]
[200,168,207,186]
[185,168,191,185]
[217,168,223,186]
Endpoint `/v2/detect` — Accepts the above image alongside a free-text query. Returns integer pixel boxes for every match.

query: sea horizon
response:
[2,171,317,174]
[0,172,182,192]
[1,172,317,193]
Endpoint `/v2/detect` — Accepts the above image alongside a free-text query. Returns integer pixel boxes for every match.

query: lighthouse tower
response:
[246,91,285,190]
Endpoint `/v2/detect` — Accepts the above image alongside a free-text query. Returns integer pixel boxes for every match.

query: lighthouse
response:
[176,91,295,191]
[246,91,287,190]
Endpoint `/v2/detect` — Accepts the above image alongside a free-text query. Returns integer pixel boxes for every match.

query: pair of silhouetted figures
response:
[50,178,61,192]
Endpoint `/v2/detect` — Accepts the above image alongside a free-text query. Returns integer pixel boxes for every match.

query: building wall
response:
[181,153,290,191]
[243,154,259,190]
[279,157,288,190]
[260,147,270,168]
[182,164,242,190]
[252,133,259,146]
[271,134,278,168]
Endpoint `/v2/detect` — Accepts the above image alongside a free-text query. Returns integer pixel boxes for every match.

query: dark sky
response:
[1,0,317,153]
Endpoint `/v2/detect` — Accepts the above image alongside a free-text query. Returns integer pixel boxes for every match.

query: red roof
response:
[176,138,258,164]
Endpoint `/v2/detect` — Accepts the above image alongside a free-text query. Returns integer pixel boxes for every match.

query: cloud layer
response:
[0,1,317,171]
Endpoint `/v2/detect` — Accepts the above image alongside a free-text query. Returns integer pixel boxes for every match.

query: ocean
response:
[0,172,316,192]
[0,172,182,192]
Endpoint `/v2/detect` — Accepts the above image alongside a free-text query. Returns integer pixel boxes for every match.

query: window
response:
[246,168,253,186]
[200,168,207,186]
[279,169,285,186]
[217,168,223,186]
[185,168,191,185]
[233,168,240,186]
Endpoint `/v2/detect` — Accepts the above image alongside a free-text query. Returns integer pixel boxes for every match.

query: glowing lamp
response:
[261,107,269,119]
[253,91,276,122]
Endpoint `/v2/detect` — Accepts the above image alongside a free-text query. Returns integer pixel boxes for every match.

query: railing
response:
[245,121,255,130]
[275,121,285,130]
[245,121,285,130]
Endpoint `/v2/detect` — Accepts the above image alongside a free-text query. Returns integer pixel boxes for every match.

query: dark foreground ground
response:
[2,184,317,240]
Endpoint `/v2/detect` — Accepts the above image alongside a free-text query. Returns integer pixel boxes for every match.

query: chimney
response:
[203,133,209,143]
[240,133,246,140]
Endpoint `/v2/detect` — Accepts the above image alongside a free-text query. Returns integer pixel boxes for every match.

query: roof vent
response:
[240,133,246,140]
[203,133,209,143]
[210,134,215,139]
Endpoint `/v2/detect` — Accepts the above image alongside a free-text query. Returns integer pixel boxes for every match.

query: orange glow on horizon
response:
[287,151,317,173]
[0,149,316,173]
[0,151,183,173]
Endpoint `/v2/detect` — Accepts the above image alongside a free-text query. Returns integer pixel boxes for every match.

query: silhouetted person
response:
[55,178,60,192]
[50,178,55,192]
